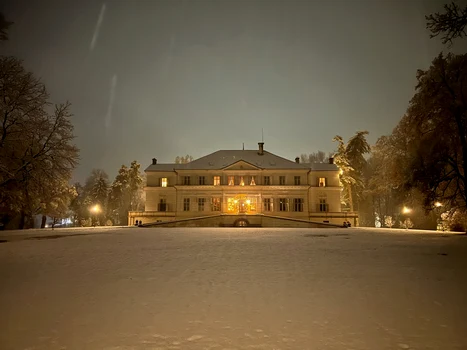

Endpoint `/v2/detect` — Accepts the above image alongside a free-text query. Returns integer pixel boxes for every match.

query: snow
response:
[1,227,466,349]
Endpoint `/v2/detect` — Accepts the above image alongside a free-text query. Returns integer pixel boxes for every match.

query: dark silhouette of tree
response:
[0,57,79,228]
[0,13,13,41]
[426,2,467,45]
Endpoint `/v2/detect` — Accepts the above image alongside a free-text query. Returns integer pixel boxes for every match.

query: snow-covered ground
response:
[1,227,466,350]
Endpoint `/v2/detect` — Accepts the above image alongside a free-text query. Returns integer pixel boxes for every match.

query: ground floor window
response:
[198,198,206,211]
[279,198,288,212]
[263,198,272,212]
[319,198,328,212]
[211,197,221,211]
[183,198,190,211]
[293,198,303,212]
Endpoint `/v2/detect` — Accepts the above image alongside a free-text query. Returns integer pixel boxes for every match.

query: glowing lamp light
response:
[246,199,251,205]
[91,204,101,214]
[402,206,412,214]
[435,202,442,208]
[234,200,238,204]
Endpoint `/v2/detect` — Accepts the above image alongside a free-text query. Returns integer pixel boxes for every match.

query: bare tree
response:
[426,2,467,46]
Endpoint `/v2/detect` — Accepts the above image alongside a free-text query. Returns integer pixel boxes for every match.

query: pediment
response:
[222,160,261,171]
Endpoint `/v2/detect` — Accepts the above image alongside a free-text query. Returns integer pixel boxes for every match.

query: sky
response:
[1,0,467,183]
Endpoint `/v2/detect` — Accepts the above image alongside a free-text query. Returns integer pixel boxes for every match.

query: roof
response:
[145,150,338,172]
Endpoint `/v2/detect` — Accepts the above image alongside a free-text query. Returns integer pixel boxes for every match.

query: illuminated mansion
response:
[129,143,355,227]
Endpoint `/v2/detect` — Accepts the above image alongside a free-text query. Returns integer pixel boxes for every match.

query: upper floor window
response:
[264,176,270,185]
[279,198,288,212]
[293,198,303,212]
[213,176,220,186]
[319,177,326,187]
[279,176,286,185]
[183,176,191,185]
[199,176,205,185]
[228,176,235,186]
[294,176,300,186]
[250,176,256,185]
[198,198,205,211]
[161,177,168,187]
[183,198,190,211]
[239,176,245,186]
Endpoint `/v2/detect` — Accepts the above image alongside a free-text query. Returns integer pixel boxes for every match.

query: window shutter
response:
[316,177,320,187]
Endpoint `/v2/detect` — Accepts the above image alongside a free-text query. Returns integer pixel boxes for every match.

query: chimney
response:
[329,157,334,164]
[295,157,300,164]
[258,142,264,155]
[152,158,157,165]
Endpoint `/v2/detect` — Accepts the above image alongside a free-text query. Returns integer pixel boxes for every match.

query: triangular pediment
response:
[222,160,262,170]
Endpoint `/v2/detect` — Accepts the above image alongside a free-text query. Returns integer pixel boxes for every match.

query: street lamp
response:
[434,202,443,230]
[90,204,101,226]
[402,206,412,214]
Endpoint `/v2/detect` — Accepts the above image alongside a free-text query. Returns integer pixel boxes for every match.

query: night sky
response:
[1,0,466,183]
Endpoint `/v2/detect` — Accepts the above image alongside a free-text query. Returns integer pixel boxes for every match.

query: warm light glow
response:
[234,199,238,204]
[91,204,101,214]
[402,206,412,214]
[161,177,167,187]
[435,202,442,207]
[246,199,251,205]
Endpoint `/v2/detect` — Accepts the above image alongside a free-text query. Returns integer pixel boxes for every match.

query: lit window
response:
[279,176,285,185]
[240,176,245,186]
[214,176,220,186]
[161,178,167,187]
[319,178,326,187]
[250,176,256,185]
[228,176,235,186]
[211,198,221,211]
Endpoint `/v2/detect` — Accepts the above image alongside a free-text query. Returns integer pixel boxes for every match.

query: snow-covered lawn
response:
[1,227,466,349]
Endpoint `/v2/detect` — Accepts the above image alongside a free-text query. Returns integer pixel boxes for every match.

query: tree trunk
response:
[41,215,46,228]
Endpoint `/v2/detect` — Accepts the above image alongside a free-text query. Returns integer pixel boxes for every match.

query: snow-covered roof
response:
[146,149,338,172]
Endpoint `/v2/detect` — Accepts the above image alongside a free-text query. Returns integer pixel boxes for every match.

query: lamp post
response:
[402,206,412,229]
[90,204,101,227]
[434,202,443,231]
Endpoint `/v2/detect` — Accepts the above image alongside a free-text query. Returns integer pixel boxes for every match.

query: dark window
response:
[319,199,328,212]
[198,198,205,211]
[199,176,205,185]
[183,176,191,185]
[293,198,303,212]
[263,198,272,212]
[159,199,167,211]
[279,176,286,185]
[264,176,270,185]
[279,198,288,211]
[183,198,190,211]
[294,176,300,185]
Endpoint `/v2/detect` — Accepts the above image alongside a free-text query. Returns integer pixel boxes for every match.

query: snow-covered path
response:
[1,228,466,349]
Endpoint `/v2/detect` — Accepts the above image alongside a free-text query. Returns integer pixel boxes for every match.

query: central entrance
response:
[227,195,257,214]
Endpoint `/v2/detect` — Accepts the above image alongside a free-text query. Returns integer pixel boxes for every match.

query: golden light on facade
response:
[246,199,251,205]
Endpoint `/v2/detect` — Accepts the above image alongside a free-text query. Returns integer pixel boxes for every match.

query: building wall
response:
[130,162,354,226]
